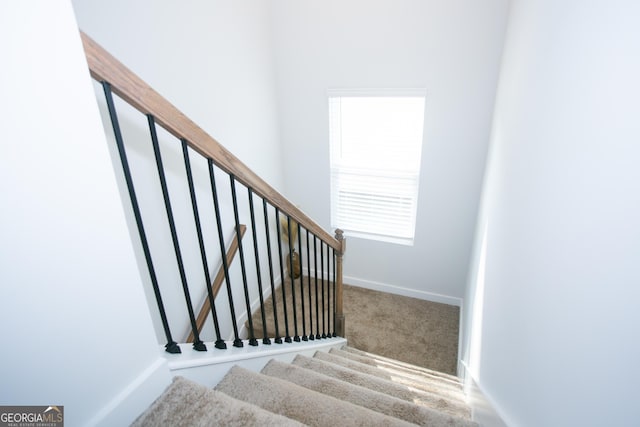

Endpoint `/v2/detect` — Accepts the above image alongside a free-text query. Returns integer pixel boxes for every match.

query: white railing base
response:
[163,337,348,387]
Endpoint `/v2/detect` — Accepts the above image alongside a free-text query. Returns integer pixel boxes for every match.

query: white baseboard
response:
[344,275,463,307]
[459,361,511,427]
[89,357,172,427]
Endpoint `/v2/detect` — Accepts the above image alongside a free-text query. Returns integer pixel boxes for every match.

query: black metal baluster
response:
[320,240,326,339]
[249,189,270,345]
[181,140,226,349]
[333,248,337,337]
[102,83,180,354]
[314,235,321,340]
[147,115,205,351]
[275,208,292,342]
[208,160,243,348]
[230,176,258,347]
[298,224,308,341]
[263,200,282,344]
[306,230,314,340]
[287,217,300,342]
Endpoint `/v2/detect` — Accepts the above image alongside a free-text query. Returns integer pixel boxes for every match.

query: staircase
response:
[80,33,475,426]
[132,346,476,426]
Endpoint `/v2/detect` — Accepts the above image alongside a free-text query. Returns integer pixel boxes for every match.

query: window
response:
[329,89,426,246]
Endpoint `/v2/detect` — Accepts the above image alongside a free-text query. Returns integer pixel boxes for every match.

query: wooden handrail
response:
[80,31,340,251]
[186,225,247,343]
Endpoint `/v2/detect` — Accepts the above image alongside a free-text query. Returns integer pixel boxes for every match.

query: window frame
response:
[328,88,427,246]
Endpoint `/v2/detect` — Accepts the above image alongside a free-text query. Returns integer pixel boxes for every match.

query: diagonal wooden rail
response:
[186,225,247,343]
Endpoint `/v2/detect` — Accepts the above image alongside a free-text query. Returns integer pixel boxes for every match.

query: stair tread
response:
[330,348,463,390]
[314,350,467,402]
[262,359,477,427]
[292,354,472,419]
[131,376,305,427]
[343,346,461,382]
[215,365,416,427]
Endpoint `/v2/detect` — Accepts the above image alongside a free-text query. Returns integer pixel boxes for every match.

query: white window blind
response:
[329,90,426,245]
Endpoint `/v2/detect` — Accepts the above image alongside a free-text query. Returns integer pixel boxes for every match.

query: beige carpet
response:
[134,347,477,426]
[131,376,304,426]
[343,284,460,375]
[216,365,416,427]
[341,346,460,382]
[217,347,476,426]
[314,351,464,402]
[261,359,469,426]
[250,281,460,375]
[291,354,471,419]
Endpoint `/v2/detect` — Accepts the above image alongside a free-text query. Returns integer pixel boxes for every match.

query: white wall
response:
[270,0,509,301]
[0,2,170,425]
[71,0,285,344]
[72,0,283,186]
[462,0,640,425]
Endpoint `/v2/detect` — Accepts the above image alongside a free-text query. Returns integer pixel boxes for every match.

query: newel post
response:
[335,229,346,337]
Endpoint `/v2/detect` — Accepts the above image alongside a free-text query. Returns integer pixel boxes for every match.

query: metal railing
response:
[82,32,345,353]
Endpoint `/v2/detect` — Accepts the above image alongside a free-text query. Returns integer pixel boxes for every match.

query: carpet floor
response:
[250,280,460,375]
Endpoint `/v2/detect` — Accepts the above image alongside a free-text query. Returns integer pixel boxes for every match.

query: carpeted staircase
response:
[132,346,476,426]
